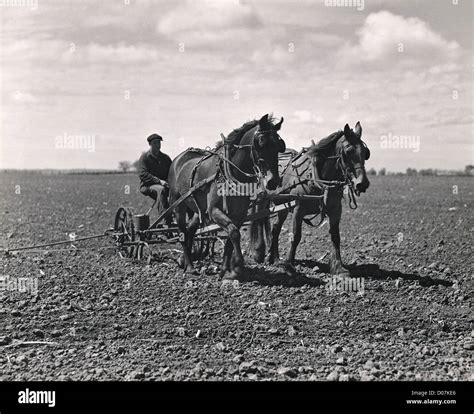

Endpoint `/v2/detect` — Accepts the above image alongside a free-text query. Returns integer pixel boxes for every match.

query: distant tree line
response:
[365,165,473,176]
[117,160,141,173]
[117,161,474,176]
[403,165,473,176]
[366,168,385,176]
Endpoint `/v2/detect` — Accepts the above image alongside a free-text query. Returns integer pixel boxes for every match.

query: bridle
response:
[189,125,284,217]
[309,136,369,210]
[230,128,282,184]
[337,138,369,180]
[204,127,282,210]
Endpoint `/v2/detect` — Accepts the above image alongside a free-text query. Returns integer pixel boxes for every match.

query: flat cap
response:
[147,133,163,143]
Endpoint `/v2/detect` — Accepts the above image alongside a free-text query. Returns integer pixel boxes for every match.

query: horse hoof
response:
[222,274,236,281]
[184,268,198,276]
[329,259,349,277]
[219,269,230,279]
[222,270,240,281]
[330,266,350,277]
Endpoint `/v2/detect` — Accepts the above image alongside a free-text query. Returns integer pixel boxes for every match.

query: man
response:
[137,133,172,222]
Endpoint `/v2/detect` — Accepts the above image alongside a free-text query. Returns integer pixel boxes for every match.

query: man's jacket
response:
[137,150,172,188]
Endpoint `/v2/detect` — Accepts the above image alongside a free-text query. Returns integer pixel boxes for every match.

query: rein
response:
[282,138,359,211]
[188,131,269,216]
[311,145,358,210]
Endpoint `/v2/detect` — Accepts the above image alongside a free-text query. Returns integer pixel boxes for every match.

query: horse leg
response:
[328,204,349,276]
[249,200,268,264]
[287,206,304,265]
[268,209,288,264]
[176,204,197,275]
[209,207,244,280]
[252,218,266,263]
[219,239,233,278]
[186,212,200,259]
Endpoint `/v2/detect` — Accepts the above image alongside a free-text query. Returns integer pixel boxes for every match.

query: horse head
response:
[339,122,370,195]
[249,114,286,190]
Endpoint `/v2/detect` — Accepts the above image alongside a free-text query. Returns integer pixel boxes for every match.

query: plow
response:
[2,187,324,263]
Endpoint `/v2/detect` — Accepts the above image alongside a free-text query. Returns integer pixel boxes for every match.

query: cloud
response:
[1,39,68,62]
[427,109,474,128]
[341,11,460,63]
[1,38,160,65]
[0,1,471,172]
[156,0,262,47]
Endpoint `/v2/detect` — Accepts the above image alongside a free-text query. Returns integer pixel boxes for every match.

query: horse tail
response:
[263,214,271,246]
[249,207,260,252]
[250,215,271,247]
[249,201,271,261]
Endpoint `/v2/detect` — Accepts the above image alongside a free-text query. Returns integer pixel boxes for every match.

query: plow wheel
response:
[134,232,151,262]
[114,207,137,258]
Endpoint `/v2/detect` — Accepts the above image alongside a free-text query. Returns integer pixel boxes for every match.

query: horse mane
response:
[213,120,255,149]
[307,130,344,156]
[215,115,280,149]
[213,114,283,150]
[225,120,259,145]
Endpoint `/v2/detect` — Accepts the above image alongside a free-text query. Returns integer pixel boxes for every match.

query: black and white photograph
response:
[0,0,472,410]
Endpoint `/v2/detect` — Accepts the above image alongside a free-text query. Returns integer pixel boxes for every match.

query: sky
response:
[0,0,472,171]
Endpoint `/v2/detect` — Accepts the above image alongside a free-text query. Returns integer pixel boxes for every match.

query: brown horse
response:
[167,114,286,279]
[250,122,370,276]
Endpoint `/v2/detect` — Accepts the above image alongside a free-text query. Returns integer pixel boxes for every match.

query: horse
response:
[167,114,286,280]
[249,122,370,276]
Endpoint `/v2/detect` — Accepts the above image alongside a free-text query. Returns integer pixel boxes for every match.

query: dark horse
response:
[168,114,286,280]
[250,122,370,276]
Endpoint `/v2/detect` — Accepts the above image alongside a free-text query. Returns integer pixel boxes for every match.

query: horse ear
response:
[311,139,316,146]
[344,124,352,136]
[259,114,269,128]
[354,121,362,139]
[274,117,284,131]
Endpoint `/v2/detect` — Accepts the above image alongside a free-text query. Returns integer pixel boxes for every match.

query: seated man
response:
[137,133,172,223]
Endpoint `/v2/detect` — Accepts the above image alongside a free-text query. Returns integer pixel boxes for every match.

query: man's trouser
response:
[140,184,172,224]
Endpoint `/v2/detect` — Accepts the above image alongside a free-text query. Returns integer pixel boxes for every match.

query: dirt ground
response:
[0,172,472,381]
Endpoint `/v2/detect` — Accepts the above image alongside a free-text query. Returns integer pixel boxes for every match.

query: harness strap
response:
[190,151,214,223]
[181,133,266,218]
[275,139,359,226]
[149,173,217,230]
